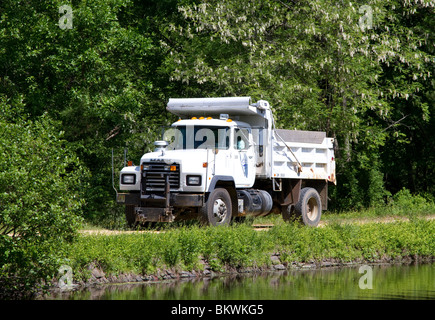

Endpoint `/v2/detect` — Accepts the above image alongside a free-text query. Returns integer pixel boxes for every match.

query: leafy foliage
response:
[1,0,433,213]
[0,98,88,298]
[164,0,434,209]
[0,0,176,219]
[0,0,434,298]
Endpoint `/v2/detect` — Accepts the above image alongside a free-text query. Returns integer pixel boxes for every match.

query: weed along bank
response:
[48,216,435,299]
[115,97,336,227]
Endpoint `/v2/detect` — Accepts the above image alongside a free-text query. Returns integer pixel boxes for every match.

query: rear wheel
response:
[200,188,232,226]
[294,187,322,227]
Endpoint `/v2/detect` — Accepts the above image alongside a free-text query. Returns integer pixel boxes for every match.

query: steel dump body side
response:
[272,129,336,184]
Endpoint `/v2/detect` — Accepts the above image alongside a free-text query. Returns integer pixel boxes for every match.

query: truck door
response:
[233,127,256,188]
[208,127,231,187]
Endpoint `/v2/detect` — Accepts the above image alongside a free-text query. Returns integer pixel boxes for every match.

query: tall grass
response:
[322,188,435,222]
[64,217,435,282]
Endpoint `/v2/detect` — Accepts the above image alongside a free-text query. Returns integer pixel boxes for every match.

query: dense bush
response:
[390,188,434,217]
[0,99,88,299]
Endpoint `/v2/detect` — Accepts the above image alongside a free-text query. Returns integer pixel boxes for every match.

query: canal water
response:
[47,262,434,300]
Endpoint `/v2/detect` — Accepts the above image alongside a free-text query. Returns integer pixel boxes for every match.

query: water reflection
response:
[46,263,434,300]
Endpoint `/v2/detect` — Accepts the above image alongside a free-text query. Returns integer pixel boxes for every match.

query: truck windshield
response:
[164,126,230,150]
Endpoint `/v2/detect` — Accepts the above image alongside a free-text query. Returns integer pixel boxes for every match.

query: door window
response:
[234,128,250,150]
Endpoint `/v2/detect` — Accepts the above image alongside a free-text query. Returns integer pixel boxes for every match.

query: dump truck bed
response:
[271,129,336,184]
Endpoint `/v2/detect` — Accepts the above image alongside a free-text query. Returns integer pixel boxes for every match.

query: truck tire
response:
[200,188,232,226]
[294,187,322,227]
[125,205,137,228]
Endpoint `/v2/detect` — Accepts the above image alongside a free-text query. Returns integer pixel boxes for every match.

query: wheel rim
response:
[213,198,228,222]
[306,197,319,221]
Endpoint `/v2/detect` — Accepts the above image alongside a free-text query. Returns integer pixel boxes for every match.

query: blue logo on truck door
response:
[241,153,248,177]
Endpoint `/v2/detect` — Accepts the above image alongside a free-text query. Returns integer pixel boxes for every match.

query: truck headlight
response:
[121,174,136,184]
[186,175,201,186]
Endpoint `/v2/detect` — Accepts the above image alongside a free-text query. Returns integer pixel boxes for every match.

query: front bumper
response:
[116,192,203,207]
[117,191,204,222]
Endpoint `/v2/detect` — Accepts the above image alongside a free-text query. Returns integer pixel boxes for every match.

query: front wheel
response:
[200,188,232,226]
[294,187,322,227]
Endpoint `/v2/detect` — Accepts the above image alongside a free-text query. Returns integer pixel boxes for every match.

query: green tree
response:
[0,0,177,220]
[163,0,434,209]
[0,97,88,299]
[379,3,435,196]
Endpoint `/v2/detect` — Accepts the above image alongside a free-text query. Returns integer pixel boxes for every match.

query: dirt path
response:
[78,214,435,236]
[79,229,164,236]
[318,214,435,227]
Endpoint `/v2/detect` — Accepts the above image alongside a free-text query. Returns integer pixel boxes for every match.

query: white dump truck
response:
[116,97,336,227]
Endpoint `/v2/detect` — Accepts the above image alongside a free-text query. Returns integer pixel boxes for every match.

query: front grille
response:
[142,162,180,191]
